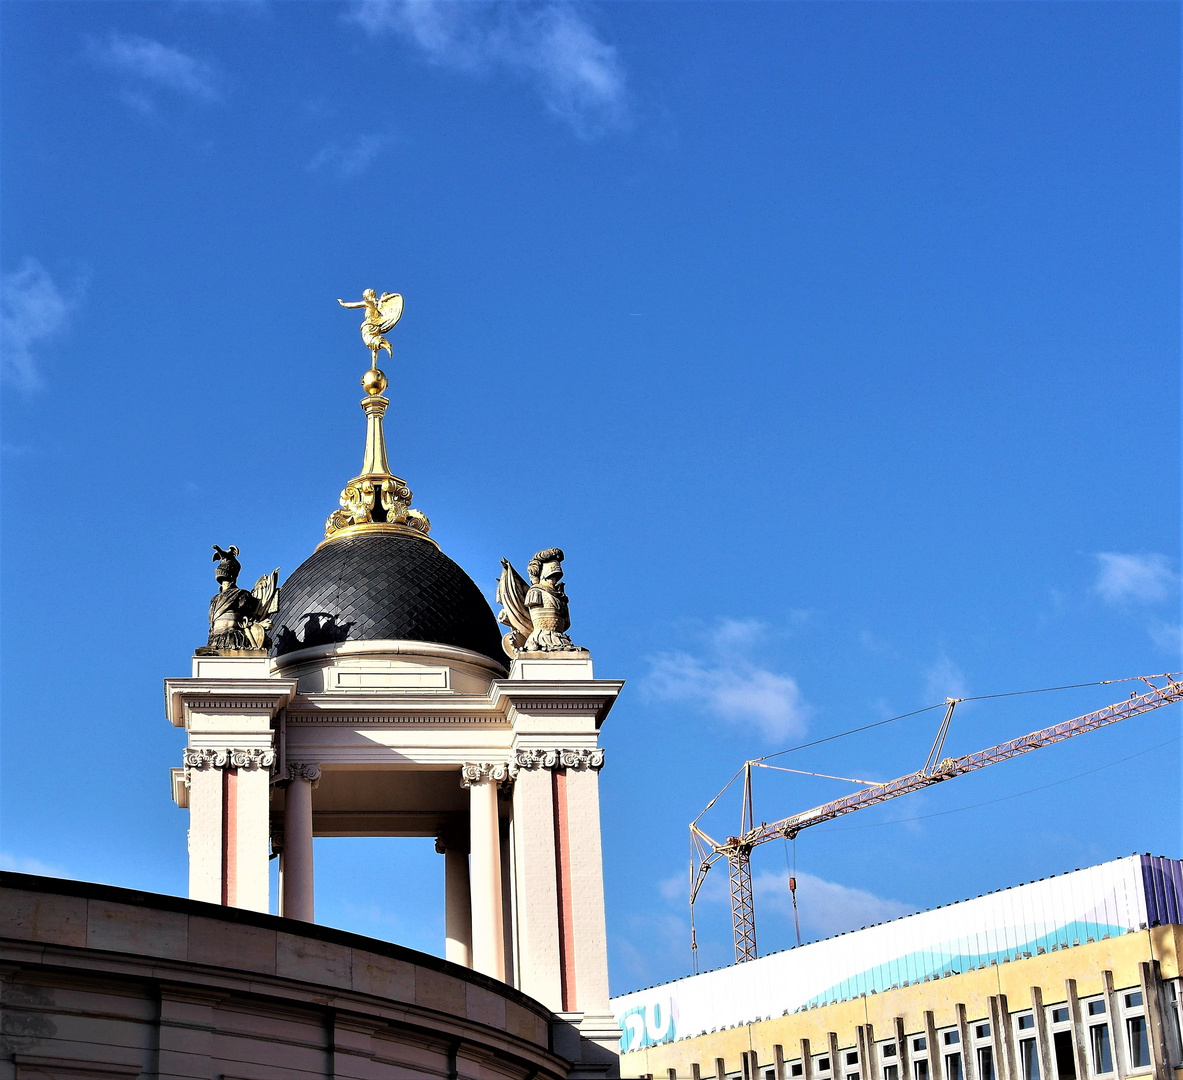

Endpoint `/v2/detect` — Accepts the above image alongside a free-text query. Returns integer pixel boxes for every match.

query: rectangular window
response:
[1021,1038,1040,1080]
[766,1073,775,1080]
[914,1060,928,1080]
[846,1074,858,1080]
[1090,1025,1113,1074]
[1127,1016,1149,1069]
[976,1025,992,1040]
[1018,1015,1036,1031]
[884,1067,898,1080]
[1125,992,1143,1009]
[791,1066,803,1077]
[1088,1001,1106,1017]
[977,1047,995,1080]
[914,1039,927,1053]
[883,1046,897,1059]
[847,1054,860,1067]
[1052,1030,1076,1080]
[944,1032,960,1046]
[1052,1008,1069,1025]
[818,1060,831,1073]
[945,1055,962,1080]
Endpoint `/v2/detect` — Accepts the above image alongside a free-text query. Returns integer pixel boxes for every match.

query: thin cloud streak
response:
[923,654,968,703]
[308,134,392,178]
[0,851,68,877]
[1093,552,1178,605]
[86,32,222,105]
[1,259,83,392]
[346,1,627,137]
[1148,621,1182,658]
[644,619,810,741]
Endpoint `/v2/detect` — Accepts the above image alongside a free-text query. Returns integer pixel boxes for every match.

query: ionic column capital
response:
[285,762,322,786]
[460,761,516,789]
[182,747,276,772]
[513,747,605,772]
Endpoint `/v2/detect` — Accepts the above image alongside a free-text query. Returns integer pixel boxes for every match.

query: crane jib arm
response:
[688,676,1182,966]
[741,677,1183,848]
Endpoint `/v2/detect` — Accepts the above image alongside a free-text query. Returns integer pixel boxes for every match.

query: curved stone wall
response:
[0,873,583,1080]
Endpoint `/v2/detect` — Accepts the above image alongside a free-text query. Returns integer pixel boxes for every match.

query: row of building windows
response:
[654,980,1178,1080]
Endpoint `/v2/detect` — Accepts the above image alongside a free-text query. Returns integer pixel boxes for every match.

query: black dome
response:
[271,532,505,666]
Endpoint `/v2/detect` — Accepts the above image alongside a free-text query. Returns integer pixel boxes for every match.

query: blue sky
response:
[2,1,1179,996]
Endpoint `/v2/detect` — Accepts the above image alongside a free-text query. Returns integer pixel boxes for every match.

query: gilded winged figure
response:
[496,548,581,658]
[338,289,404,366]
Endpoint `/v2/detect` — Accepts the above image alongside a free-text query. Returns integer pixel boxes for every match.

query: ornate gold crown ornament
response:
[319,290,433,549]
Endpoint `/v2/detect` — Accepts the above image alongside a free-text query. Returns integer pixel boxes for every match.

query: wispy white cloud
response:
[1148,621,1182,658]
[346,1,627,137]
[644,619,810,742]
[1,259,84,392]
[0,851,67,877]
[1094,552,1178,605]
[308,133,392,178]
[923,654,968,702]
[86,32,222,109]
[613,910,688,983]
[752,869,915,940]
[667,864,913,943]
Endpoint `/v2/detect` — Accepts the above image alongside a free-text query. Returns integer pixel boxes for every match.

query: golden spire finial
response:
[319,290,432,549]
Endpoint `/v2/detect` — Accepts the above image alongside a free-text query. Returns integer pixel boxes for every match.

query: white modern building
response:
[614,856,1183,1080]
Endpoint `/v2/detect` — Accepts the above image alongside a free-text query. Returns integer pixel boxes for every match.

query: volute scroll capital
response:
[514,747,605,771]
[183,747,277,772]
[286,762,322,786]
[459,761,517,789]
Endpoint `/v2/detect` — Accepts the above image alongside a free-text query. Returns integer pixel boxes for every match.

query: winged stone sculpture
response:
[338,289,404,366]
[496,548,584,658]
[205,545,280,652]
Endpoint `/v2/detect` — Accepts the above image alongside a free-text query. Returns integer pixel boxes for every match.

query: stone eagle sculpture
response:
[495,548,583,658]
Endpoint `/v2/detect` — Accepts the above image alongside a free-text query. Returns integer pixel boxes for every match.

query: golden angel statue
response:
[338,289,404,366]
[205,544,280,652]
[495,548,584,658]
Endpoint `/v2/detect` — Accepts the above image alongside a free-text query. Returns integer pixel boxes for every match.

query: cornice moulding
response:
[490,679,623,728]
[165,677,298,727]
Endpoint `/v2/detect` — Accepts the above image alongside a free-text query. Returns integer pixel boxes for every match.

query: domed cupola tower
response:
[268,348,505,680]
[166,291,624,1079]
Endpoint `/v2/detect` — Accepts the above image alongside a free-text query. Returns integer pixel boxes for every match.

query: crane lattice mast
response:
[689,673,1183,968]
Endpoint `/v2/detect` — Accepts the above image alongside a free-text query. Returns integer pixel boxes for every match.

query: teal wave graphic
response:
[804,921,1128,1008]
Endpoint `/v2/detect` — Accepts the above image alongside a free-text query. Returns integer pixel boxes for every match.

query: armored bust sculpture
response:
[495,547,584,658]
[201,544,280,653]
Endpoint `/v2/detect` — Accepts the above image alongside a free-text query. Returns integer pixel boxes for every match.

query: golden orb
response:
[362,367,388,396]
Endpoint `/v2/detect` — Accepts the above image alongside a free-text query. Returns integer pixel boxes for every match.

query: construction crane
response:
[688,672,1183,969]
